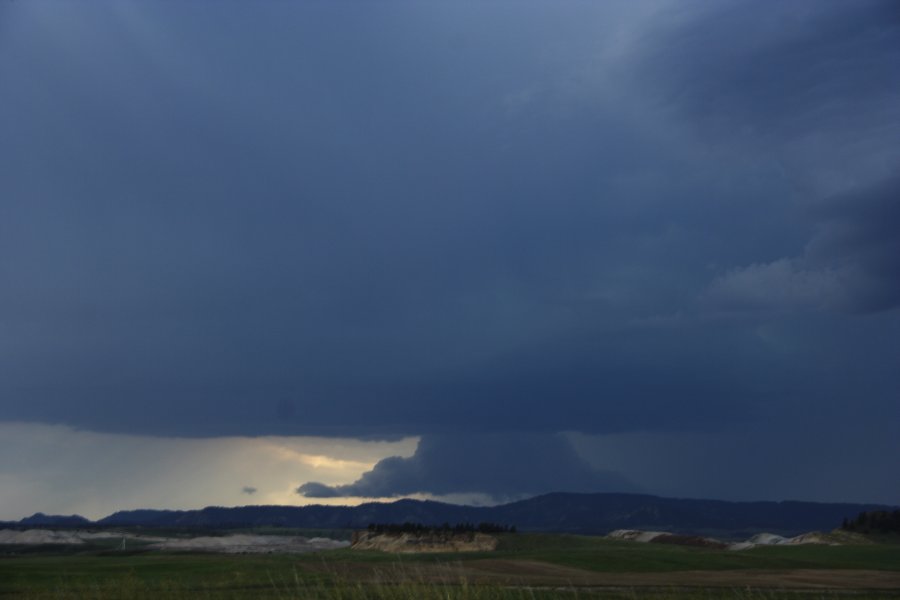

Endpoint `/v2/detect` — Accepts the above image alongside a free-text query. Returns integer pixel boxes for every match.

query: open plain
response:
[1,531,899,599]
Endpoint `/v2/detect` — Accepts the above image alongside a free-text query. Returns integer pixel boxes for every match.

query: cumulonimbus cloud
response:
[297,433,637,500]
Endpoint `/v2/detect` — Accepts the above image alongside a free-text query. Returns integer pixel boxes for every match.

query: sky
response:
[1,0,898,520]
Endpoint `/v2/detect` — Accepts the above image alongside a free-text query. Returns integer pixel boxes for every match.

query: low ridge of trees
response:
[841,510,900,534]
[366,522,516,534]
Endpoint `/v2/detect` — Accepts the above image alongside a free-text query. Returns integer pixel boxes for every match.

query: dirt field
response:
[304,559,900,590]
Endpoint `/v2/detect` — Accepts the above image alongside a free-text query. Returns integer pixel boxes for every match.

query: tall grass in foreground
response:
[16,571,900,600]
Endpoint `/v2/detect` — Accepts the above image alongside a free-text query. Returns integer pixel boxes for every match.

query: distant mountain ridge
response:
[9,493,896,538]
[17,513,92,527]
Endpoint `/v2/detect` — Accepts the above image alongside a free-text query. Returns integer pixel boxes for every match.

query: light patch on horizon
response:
[260,444,375,472]
[0,422,418,521]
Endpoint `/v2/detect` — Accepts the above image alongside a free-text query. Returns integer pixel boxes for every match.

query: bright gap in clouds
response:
[0,422,418,521]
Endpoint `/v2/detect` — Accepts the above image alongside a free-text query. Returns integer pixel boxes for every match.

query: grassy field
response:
[1,533,899,599]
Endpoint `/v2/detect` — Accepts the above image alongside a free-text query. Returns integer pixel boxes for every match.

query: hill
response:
[17,513,92,527]
[89,493,895,538]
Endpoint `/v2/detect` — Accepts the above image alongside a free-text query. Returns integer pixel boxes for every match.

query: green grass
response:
[0,553,316,598]
[283,534,900,573]
[1,534,898,599]
[489,534,900,573]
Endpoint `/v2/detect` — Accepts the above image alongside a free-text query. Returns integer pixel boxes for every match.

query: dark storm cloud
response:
[806,177,900,312]
[639,0,900,140]
[706,176,900,314]
[298,433,636,500]
[0,0,897,488]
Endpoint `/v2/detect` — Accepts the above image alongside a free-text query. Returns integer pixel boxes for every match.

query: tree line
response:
[841,510,900,534]
[366,522,516,534]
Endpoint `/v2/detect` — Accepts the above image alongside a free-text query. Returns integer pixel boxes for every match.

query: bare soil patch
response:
[303,559,900,591]
[351,531,497,553]
[0,529,348,554]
